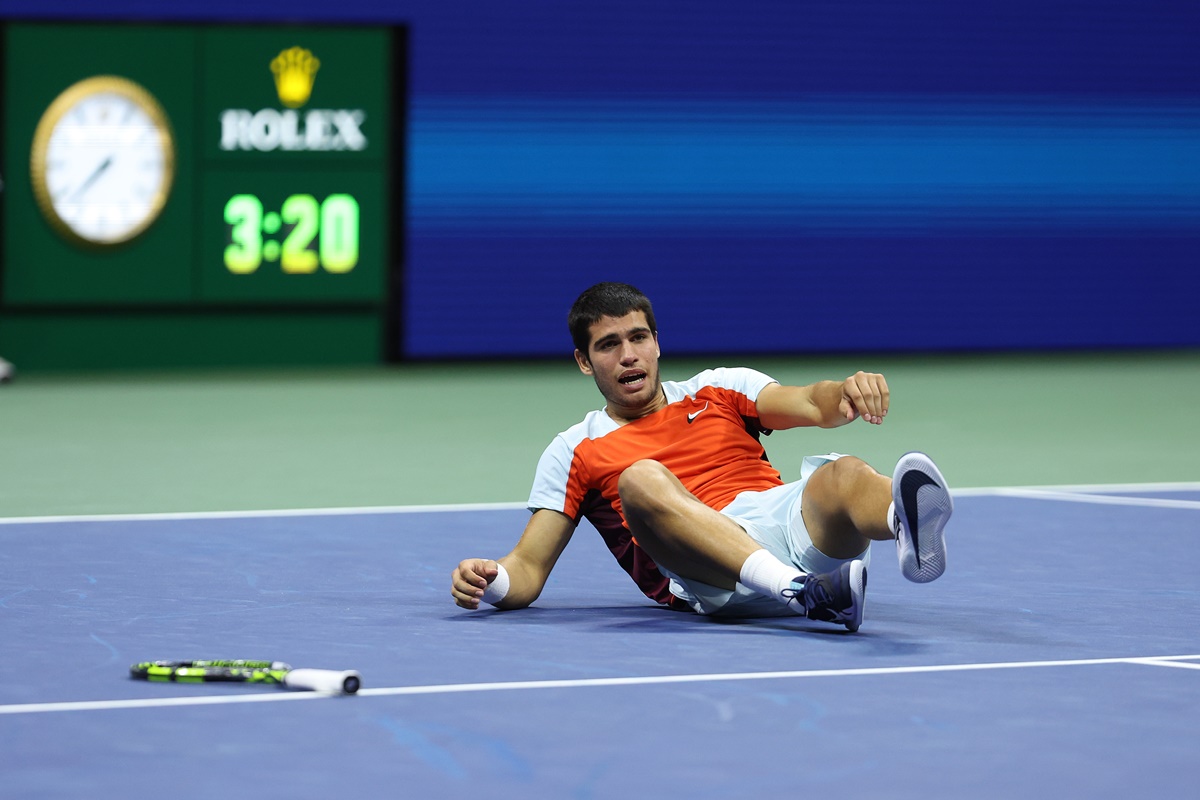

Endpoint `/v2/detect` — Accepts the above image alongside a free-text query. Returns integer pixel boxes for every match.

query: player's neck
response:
[604,385,667,425]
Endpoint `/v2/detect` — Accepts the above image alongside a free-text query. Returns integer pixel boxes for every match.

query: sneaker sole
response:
[892,451,953,583]
[846,559,866,632]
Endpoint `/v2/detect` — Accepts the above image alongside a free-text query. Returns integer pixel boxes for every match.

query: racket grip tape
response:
[283,668,362,694]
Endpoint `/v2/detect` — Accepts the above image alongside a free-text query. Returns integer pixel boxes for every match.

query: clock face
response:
[31,76,175,246]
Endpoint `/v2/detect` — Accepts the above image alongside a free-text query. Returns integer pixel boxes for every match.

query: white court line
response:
[0,691,329,715]
[1130,658,1200,671]
[953,481,1200,497]
[2,654,1198,717]
[1,482,1198,525]
[0,502,528,526]
[982,488,1200,510]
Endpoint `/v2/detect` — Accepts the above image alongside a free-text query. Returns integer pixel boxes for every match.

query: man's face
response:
[575,311,662,419]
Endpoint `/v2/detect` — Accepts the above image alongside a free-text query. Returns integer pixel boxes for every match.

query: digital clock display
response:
[200,171,385,302]
[224,192,360,275]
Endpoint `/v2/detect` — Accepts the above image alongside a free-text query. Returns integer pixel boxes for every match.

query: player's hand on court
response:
[451,558,500,609]
[839,371,889,425]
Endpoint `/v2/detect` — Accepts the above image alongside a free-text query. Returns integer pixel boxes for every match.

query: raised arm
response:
[755,371,890,430]
[450,508,577,610]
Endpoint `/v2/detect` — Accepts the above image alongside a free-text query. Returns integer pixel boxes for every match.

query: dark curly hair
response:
[567,282,657,356]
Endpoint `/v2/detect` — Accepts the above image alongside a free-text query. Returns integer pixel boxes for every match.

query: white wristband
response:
[481,562,510,606]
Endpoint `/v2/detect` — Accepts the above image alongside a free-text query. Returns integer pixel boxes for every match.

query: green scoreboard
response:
[1,22,403,369]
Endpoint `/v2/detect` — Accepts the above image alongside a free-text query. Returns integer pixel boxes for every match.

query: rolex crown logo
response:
[270,46,320,108]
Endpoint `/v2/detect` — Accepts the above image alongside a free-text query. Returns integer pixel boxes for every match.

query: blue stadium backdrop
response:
[5,1,1199,358]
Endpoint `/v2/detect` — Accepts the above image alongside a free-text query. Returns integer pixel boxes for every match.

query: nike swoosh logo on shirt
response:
[687,402,709,423]
[900,470,938,567]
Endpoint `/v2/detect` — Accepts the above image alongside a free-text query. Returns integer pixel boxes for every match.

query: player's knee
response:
[813,456,870,494]
[618,459,674,512]
[833,455,873,483]
[806,457,874,516]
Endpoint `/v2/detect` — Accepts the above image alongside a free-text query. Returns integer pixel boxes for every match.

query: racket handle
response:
[282,669,362,694]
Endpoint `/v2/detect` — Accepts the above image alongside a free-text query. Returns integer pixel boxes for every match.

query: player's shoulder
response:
[545,407,619,453]
[666,366,777,402]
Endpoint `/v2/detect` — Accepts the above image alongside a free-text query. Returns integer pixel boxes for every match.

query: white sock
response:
[738,548,803,608]
[887,501,897,535]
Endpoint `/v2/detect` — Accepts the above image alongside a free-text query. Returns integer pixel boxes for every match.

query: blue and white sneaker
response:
[892,451,953,583]
[784,560,867,632]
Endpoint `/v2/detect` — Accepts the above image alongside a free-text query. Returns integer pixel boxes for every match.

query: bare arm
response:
[450,508,577,610]
[755,371,890,430]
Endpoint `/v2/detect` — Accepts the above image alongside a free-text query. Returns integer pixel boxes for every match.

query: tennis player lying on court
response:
[451,282,953,631]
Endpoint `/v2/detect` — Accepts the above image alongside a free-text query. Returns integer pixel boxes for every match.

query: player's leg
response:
[619,459,865,630]
[800,452,952,583]
[798,456,894,560]
[617,458,758,590]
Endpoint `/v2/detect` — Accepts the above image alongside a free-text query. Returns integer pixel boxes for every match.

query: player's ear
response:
[574,348,593,375]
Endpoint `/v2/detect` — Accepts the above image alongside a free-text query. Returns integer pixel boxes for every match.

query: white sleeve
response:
[526,434,574,514]
[673,366,777,402]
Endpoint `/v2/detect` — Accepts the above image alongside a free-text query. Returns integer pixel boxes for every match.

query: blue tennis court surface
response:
[2,485,1198,797]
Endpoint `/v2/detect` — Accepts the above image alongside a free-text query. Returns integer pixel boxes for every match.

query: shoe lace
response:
[781,575,836,618]
[780,578,806,610]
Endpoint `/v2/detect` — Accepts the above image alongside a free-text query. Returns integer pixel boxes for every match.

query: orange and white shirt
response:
[527,367,781,606]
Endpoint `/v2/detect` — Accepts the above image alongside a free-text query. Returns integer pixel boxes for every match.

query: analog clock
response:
[30,75,175,247]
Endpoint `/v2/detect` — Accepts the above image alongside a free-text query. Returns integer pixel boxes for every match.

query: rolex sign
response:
[218,46,369,153]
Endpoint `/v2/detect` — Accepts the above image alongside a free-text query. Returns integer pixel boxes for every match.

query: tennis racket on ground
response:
[130,660,361,694]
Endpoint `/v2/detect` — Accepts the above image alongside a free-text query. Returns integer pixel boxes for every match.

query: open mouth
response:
[618,370,646,386]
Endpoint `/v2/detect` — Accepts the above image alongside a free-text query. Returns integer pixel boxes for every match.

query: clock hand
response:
[68,155,114,201]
